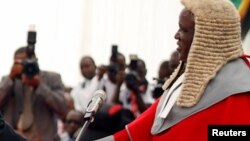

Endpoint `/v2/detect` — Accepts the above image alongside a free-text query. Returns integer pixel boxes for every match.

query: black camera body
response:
[152,84,164,99]
[22,26,40,78]
[110,44,118,63]
[125,55,139,90]
[152,78,165,99]
[107,63,118,76]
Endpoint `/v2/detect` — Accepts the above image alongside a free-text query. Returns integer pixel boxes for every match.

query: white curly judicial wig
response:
[163,0,243,107]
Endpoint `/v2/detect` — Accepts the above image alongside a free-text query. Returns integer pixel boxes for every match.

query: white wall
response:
[84,0,183,84]
[0,0,183,87]
[0,0,85,87]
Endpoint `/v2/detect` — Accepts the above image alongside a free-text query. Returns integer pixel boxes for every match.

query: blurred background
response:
[0,0,249,87]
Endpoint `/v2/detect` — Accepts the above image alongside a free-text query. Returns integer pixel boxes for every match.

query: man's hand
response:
[9,60,23,80]
[97,65,107,80]
[22,74,40,88]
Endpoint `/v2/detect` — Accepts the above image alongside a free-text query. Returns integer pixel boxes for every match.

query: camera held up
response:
[110,44,118,63]
[125,54,139,91]
[22,25,40,78]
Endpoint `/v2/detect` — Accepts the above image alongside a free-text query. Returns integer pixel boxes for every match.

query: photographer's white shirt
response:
[71,76,101,113]
[99,74,117,104]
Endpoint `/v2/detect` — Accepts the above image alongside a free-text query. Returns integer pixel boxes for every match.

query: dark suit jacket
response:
[0,71,67,141]
[0,113,27,141]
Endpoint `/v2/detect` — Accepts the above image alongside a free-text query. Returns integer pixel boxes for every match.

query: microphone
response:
[75,90,106,141]
[84,90,107,119]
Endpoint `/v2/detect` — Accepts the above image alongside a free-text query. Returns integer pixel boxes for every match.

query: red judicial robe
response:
[114,92,250,141]
[111,57,250,141]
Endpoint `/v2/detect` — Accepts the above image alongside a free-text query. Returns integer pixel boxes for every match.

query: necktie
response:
[17,86,34,131]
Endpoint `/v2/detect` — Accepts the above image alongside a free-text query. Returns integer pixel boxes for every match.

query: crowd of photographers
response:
[0,40,179,141]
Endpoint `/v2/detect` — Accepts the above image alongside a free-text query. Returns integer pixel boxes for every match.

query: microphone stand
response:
[75,90,106,141]
[75,112,95,141]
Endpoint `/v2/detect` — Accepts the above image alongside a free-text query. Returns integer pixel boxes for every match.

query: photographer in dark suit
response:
[0,46,67,141]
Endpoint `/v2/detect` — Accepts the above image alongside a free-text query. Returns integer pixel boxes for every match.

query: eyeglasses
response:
[65,119,82,125]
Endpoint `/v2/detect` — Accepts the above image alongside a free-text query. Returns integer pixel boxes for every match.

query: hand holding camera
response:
[125,72,140,93]
[125,54,142,93]
[97,65,107,80]
[9,60,23,80]
[22,74,40,88]
[9,58,41,88]
[9,25,40,88]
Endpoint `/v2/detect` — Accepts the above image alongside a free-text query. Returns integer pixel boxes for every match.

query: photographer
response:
[109,45,126,72]
[115,57,155,117]
[79,52,131,140]
[98,63,119,104]
[98,45,127,104]
[0,46,67,141]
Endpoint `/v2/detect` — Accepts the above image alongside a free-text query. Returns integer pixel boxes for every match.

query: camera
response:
[22,25,40,78]
[152,84,164,99]
[107,63,118,76]
[125,54,139,90]
[152,78,165,99]
[110,44,118,63]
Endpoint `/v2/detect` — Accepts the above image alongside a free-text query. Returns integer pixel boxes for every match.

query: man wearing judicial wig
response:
[97,0,250,140]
